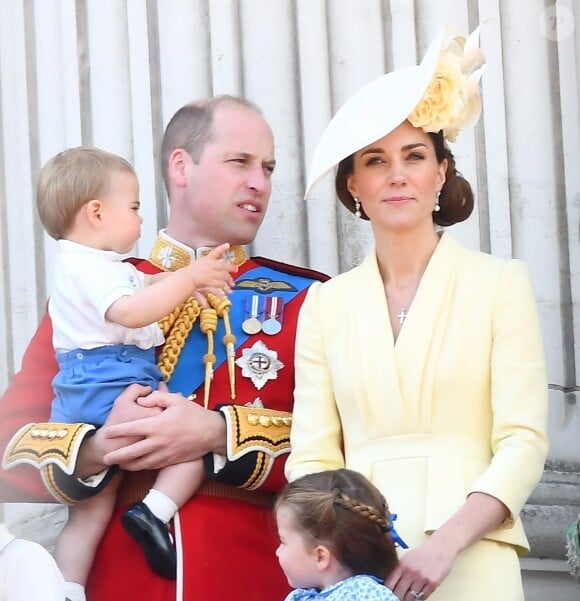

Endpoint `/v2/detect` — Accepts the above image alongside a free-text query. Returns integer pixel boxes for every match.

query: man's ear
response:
[168,148,190,188]
[84,199,104,227]
[314,545,331,571]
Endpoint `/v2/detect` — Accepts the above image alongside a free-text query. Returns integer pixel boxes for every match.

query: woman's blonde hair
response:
[36,146,135,240]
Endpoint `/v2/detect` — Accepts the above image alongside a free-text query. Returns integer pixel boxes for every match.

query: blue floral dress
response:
[284,575,398,601]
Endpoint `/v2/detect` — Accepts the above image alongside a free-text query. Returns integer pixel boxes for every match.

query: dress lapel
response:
[349,252,410,431]
[394,233,462,426]
[343,234,464,432]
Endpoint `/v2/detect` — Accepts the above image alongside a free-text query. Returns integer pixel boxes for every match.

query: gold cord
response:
[157,298,201,381]
[200,308,218,408]
[207,293,236,400]
[150,236,248,404]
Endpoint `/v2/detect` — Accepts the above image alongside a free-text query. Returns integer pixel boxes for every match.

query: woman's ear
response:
[437,158,448,190]
[346,174,358,199]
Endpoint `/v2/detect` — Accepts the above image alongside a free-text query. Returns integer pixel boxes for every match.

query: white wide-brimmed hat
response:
[305,24,485,198]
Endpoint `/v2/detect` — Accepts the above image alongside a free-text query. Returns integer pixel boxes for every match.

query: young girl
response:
[275,469,400,600]
[35,146,236,600]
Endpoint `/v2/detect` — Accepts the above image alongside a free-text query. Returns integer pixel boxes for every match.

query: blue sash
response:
[168,263,314,396]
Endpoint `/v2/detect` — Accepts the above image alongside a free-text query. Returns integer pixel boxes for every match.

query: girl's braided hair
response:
[276,468,399,580]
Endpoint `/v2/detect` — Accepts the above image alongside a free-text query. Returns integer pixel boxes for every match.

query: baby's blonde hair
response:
[37,146,135,240]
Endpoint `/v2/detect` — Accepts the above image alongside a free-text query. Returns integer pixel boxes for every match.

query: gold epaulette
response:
[2,422,96,475]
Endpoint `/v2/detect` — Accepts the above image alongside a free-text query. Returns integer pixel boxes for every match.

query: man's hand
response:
[101,391,227,471]
[75,384,161,478]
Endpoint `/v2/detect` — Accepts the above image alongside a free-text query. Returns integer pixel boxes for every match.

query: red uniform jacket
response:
[0,250,327,601]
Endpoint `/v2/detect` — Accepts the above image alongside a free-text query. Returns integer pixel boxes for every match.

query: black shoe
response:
[121,502,176,580]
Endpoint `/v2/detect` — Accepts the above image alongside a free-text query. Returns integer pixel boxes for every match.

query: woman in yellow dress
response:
[286,25,548,601]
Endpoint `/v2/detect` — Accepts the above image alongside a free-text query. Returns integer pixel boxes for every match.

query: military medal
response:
[235,340,284,390]
[242,295,262,335]
[262,296,283,335]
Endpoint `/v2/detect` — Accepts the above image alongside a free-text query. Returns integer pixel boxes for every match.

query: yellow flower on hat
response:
[409,27,485,142]
[304,24,486,197]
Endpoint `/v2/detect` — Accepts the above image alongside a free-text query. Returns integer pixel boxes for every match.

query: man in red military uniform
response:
[0,96,327,600]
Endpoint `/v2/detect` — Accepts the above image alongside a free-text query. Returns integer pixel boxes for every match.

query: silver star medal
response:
[235,340,284,390]
[262,296,283,335]
[242,294,262,335]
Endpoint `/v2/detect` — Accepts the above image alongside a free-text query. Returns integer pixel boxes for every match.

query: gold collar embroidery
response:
[149,233,247,272]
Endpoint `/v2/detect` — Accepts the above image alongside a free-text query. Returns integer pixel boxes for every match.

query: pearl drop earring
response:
[354,197,362,218]
[434,191,441,212]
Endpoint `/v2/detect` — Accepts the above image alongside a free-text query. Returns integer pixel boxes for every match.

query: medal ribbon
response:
[167,263,315,401]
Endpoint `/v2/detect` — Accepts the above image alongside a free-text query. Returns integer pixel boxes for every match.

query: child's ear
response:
[84,199,103,226]
[314,545,331,571]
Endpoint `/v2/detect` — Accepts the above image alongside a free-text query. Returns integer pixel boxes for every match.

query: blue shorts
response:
[50,344,164,426]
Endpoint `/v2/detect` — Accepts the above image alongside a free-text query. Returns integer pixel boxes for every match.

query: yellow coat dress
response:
[286,233,548,601]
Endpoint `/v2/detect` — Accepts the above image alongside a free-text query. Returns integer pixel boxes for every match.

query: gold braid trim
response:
[149,236,192,271]
[243,451,272,490]
[157,297,201,382]
[158,303,183,334]
[219,405,292,459]
[2,422,97,475]
[41,464,76,505]
[211,406,291,491]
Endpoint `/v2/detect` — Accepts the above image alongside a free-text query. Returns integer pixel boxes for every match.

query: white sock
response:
[143,489,178,524]
[64,581,86,601]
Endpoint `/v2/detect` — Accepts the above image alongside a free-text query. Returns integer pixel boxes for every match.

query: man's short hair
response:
[160,95,262,191]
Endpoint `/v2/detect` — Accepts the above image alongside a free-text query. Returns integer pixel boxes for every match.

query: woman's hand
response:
[386,536,456,600]
[386,492,509,600]
[101,390,227,471]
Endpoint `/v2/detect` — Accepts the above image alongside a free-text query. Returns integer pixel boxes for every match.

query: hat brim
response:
[305,24,447,198]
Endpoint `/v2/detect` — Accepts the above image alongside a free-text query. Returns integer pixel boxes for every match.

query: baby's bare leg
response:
[55,472,121,585]
[118,383,204,581]
[152,459,204,508]
[120,462,203,580]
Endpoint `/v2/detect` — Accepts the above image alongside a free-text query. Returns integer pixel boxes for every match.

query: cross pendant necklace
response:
[397,308,408,324]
